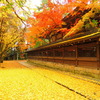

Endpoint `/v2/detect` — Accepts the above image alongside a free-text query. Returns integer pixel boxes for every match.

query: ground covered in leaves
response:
[0,61,100,100]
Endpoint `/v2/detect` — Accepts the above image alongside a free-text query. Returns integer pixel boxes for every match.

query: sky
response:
[25,0,68,15]
[27,0,67,9]
[27,0,42,9]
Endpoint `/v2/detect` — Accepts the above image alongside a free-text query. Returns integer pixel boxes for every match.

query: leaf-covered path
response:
[0,61,100,100]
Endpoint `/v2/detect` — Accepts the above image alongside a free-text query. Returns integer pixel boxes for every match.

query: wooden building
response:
[27,32,100,70]
[26,4,100,70]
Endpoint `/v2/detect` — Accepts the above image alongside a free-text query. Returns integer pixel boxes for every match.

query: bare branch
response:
[5,0,27,27]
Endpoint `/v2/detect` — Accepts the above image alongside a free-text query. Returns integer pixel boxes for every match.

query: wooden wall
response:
[27,39,100,70]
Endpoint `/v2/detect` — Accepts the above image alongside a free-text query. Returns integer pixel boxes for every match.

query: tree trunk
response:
[0,56,4,63]
[0,56,4,68]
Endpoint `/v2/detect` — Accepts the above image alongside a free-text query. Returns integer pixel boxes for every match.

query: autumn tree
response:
[26,0,83,47]
[0,0,30,63]
[0,9,24,63]
[26,0,100,48]
[25,0,73,47]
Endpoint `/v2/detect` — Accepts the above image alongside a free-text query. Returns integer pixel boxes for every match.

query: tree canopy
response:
[1,0,100,62]
[0,0,30,62]
[25,0,100,48]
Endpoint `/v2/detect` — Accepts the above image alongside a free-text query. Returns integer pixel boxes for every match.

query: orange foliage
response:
[25,0,99,49]
[26,0,74,43]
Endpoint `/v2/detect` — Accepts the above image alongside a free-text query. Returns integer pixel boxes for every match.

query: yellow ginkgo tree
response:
[0,0,29,63]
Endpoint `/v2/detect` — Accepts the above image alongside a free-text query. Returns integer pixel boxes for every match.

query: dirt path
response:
[0,61,100,100]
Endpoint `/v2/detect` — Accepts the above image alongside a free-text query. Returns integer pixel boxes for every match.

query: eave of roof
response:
[26,32,100,52]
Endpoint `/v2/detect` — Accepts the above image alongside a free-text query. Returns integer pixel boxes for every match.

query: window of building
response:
[47,51,54,56]
[64,46,76,57]
[78,46,97,57]
[54,48,63,57]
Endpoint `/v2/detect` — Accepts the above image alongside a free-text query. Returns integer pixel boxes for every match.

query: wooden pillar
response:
[97,40,100,70]
[63,46,66,64]
[62,46,65,57]
[53,49,55,62]
[62,46,65,64]
[75,45,78,67]
[46,49,49,61]
[41,50,43,61]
